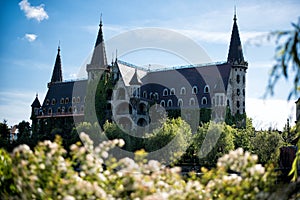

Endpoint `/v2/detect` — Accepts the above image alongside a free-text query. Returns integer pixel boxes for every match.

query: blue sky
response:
[0,0,299,130]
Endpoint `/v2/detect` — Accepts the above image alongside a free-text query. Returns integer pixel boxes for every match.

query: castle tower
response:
[226,10,248,116]
[129,68,142,98]
[86,16,108,81]
[48,45,63,88]
[30,93,41,133]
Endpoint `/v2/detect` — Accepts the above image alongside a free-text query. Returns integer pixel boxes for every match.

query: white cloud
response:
[246,98,296,131]
[19,0,49,22]
[25,33,37,42]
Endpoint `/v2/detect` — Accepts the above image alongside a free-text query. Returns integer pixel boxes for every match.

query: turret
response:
[226,9,248,121]
[129,68,142,98]
[86,15,108,81]
[48,45,63,88]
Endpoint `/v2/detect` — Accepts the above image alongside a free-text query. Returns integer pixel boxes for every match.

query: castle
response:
[31,13,248,134]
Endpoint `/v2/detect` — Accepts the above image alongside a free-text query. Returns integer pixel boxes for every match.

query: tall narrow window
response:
[202,97,207,105]
[170,88,175,95]
[180,87,186,95]
[192,86,198,94]
[204,85,210,93]
[237,89,240,96]
[163,89,168,96]
[236,75,240,84]
[143,91,147,98]
[189,98,195,106]
[237,100,240,108]
[167,100,173,107]
[160,100,165,107]
[178,99,183,107]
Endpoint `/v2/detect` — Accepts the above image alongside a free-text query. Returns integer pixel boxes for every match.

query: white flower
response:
[63,195,75,200]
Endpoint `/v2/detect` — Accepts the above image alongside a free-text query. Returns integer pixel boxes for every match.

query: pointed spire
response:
[95,13,104,47]
[86,14,108,76]
[129,68,142,85]
[227,8,244,64]
[31,93,41,107]
[49,44,63,87]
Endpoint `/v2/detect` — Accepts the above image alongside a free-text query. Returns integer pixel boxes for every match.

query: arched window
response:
[163,88,168,96]
[143,91,147,98]
[178,99,183,107]
[192,86,198,94]
[57,107,61,113]
[180,87,186,95]
[227,100,230,106]
[154,92,159,100]
[73,106,77,113]
[51,98,56,105]
[80,106,84,112]
[68,107,72,113]
[77,97,80,103]
[60,98,64,104]
[48,108,52,114]
[236,75,240,83]
[72,97,76,103]
[202,97,207,105]
[204,85,210,93]
[46,99,50,105]
[237,89,240,96]
[237,100,240,108]
[160,100,165,107]
[62,107,65,113]
[170,88,175,95]
[149,92,153,99]
[189,98,195,106]
[65,97,69,104]
[167,100,173,107]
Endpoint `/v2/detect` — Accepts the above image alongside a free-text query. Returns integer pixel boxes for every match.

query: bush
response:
[0,133,279,199]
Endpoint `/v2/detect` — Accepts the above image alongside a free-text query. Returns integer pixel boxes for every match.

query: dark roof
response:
[31,94,41,107]
[140,63,232,108]
[227,14,244,64]
[42,80,87,115]
[50,46,63,84]
[95,17,104,48]
[129,69,142,85]
[87,17,108,72]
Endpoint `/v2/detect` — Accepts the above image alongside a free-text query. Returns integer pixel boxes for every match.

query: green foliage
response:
[0,133,278,199]
[225,107,246,128]
[267,18,300,99]
[251,130,284,165]
[289,127,300,182]
[193,122,235,168]
[200,108,211,124]
[0,120,10,149]
[145,117,192,164]
[104,121,144,152]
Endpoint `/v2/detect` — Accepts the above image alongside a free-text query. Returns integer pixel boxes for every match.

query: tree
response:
[144,117,192,164]
[0,120,10,149]
[267,18,300,99]
[250,130,284,165]
[193,122,235,168]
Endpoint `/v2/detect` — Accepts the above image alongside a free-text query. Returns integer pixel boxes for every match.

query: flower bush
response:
[0,133,277,199]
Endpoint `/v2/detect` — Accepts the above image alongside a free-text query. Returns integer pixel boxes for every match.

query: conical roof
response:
[227,13,244,64]
[31,94,41,108]
[129,68,142,85]
[50,46,63,84]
